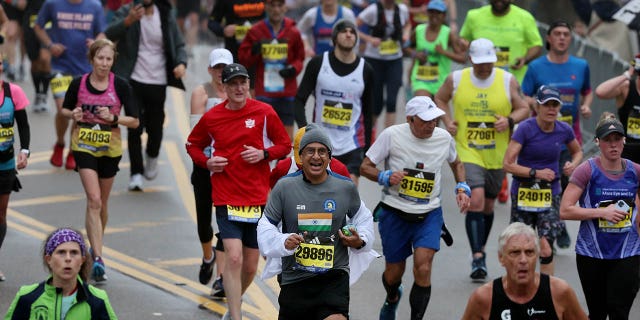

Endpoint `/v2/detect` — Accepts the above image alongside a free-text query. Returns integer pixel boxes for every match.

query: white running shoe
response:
[144,156,158,180]
[129,174,143,191]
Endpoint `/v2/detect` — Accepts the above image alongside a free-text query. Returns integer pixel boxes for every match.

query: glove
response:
[278,65,297,79]
[251,42,262,55]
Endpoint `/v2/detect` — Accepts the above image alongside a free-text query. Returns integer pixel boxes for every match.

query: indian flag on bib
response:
[298,213,332,232]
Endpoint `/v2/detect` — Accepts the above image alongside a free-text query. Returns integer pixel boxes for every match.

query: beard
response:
[490,0,510,15]
[336,41,355,52]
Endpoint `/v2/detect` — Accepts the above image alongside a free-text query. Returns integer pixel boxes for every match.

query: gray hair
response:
[498,222,539,255]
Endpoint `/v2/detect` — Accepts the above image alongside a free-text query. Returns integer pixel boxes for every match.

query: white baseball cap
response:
[209,48,233,67]
[405,96,445,121]
[469,38,497,64]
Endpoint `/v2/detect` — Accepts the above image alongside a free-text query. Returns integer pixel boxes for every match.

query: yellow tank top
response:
[452,68,511,169]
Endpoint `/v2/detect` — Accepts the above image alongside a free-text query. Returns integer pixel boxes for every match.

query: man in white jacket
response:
[257,126,375,320]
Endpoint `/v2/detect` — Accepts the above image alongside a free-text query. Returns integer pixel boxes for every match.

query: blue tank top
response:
[0,82,16,170]
[312,6,343,54]
[576,159,640,259]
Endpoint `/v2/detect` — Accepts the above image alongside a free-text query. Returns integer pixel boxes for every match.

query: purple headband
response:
[45,228,86,256]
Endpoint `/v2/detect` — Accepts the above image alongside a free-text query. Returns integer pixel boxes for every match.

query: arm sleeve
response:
[186,115,212,168]
[115,76,138,118]
[15,110,30,150]
[362,61,375,150]
[62,77,82,111]
[265,110,293,159]
[270,159,291,189]
[293,56,322,127]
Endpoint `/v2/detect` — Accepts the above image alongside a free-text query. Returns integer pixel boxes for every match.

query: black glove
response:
[278,65,296,79]
[251,42,262,55]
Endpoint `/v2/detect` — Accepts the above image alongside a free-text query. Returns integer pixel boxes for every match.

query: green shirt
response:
[460,4,542,83]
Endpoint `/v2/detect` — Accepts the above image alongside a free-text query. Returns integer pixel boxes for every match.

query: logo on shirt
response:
[527,308,547,316]
[245,118,255,128]
[296,204,306,210]
[324,199,336,212]
[500,309,511,320]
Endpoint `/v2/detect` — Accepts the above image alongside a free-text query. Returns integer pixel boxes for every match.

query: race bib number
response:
[379,39,400,55]
[413,12,428,24]
[234,25,250,43]
[416,63,438,82]
[78,126,112,153]
[262,43,288,61]
[597,199,634,233]
[496,46,510,69]
[30,15,52,29]
[399,169,435,203]
[627,107,640,139]
[295,243,334,273]
[227,205,262,223]
[558,111,573,126]
[321,102,353,128]
[264,62,285,92]
[0,127,14,145]
[466,122,496,149]
[51,74,73,95]
[517,181,552,212]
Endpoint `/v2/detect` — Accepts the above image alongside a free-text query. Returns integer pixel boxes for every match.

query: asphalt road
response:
[0,44,638,319]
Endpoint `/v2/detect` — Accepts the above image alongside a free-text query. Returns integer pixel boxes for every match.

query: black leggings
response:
[576,254,640,320]
[192,163,213,244]
[127,80,167,175]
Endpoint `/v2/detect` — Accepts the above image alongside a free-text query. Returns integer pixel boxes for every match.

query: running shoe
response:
[65,152,76,170]
[198,250,215,285]
[498,175,509,203]
[129,174,143,191]
[556,226,571,249]
[92,257,108,282]
[470,255,487,281]
[50,144,64,167]
[33,94,48,113]
[441,224,453,246]
[211,276,225,299]
[144,156,159,180]
[379,284,403,320]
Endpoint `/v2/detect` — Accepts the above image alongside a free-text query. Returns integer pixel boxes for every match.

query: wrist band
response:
[624,71,632,80]
[377,170,392,187]
[455,181,471,197]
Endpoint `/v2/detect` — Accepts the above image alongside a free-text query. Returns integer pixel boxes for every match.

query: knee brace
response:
[540,254,554,265]
[410,283,431,320]
[465,211,485,253]
[382,273,401,301]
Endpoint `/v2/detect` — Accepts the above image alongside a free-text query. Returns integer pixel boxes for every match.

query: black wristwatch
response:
[356,240,366,250]
[263,150,269,160]
[529,168,537,178]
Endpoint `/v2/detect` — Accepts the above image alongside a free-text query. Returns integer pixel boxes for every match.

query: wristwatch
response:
[20,149,30,158]
[529,168,536,178]
[263,150,269,160]
[356,240,366,250]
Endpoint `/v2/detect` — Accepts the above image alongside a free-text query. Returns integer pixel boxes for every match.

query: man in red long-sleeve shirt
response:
[186,63,291,320]
[238,0,305,140]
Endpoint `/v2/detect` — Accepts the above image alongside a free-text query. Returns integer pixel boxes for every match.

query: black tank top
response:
[489,274,559,320]
[619,77,640,142]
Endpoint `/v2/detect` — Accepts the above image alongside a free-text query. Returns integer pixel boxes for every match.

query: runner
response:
[297,0,356,57]
[34,0,106,171]
[560,112,640,320]
[60,39,139,282]
[434,38,529,281]
[0,56,30,282]
[360,96,470,319]
[186,63,291,320]
[503,85,582,276]
[294,19,373,184]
